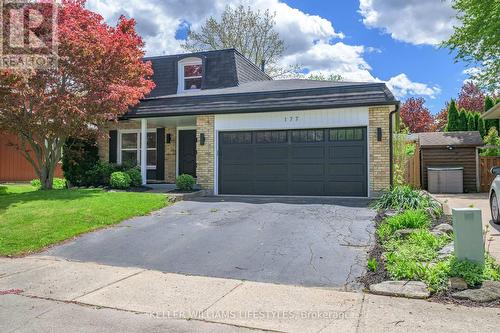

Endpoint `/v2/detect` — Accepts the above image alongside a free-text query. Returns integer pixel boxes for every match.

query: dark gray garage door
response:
[218,127,367,196]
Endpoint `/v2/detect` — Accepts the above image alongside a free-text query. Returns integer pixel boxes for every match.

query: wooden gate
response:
[405,143,421,188]
[480,156,500,192]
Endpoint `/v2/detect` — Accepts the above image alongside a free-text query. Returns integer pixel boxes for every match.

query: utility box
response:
[427,167,464,194]
[452,208,484,265]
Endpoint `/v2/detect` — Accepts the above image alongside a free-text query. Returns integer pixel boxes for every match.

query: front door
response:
[178,130,197,178]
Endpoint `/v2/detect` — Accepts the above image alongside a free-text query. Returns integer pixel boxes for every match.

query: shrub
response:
[30,178,67,190]
[480,127,500,156]
[62,137,99,186]
[30,179,41,188]
[176,174,196,191]
[377,210,431,240]
[110,171,131,189]
[84,162,123,187]
[449,255,500,287]
[372,186,443,217]
[126,167,142,187]
[52,178,67,189]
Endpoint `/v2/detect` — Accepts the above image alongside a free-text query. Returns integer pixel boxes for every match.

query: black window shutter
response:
[109,130,117,163]
[156,128,165,181]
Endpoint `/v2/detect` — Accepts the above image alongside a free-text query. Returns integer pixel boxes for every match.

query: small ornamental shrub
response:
[30,179,41,188]
[30,178,67,190]
[52,178,67,189]
[176,174,196,191]
[110,171,131,189]
[126,167,142,187]
[85,162,121,186]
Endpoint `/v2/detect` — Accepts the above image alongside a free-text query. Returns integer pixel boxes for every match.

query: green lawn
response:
[0,185,169,256]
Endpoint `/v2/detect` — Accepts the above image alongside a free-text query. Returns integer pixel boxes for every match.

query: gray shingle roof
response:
[418,131,483,147]
[144,49,271,98]
[125,80,397,118]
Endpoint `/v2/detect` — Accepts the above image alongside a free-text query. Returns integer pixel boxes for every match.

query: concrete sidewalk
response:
[1,257,499,333]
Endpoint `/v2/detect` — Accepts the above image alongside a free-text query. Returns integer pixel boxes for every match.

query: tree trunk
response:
[40,166,53,190]
[20,135,64,190]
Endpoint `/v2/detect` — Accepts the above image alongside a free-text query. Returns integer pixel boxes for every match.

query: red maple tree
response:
[457,81,485,113]
[399,97,434,133]
[431,107,449,132]
[0,0,154,189]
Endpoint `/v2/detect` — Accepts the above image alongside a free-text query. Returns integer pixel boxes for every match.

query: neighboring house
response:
[418,131,483,193]
[0,132,63,182]
[97,49,399,197]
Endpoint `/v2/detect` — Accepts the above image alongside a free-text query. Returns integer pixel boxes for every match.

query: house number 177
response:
[285,116,299,122]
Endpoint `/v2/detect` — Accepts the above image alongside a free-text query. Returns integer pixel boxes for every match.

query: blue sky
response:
[87,0,469,114]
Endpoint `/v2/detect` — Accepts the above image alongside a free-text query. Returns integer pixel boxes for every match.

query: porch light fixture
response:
[377,128,382,142]
[200,133,206,145]
[166,133,171,144]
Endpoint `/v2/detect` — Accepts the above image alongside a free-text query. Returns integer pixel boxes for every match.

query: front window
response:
[178,57,203,93]
[183,64,202,90]
[119,131,157,169]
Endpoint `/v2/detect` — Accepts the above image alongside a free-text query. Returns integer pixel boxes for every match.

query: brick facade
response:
[195,115,215,191]
[369,106,392,195]
[164,128,176,183]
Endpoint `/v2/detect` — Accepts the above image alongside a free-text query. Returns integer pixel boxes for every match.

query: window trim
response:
[117,129,157,170]
[177,57,203,93]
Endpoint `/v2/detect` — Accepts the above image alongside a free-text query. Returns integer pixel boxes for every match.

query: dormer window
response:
[178,57,202,93]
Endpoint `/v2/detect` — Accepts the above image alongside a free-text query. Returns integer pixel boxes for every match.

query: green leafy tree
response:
[459,109,468,131]
[443,0,500,92]
[446,99,460,131]
[183,5,290,77]
[484,96,499,133]
[481,127,500,156]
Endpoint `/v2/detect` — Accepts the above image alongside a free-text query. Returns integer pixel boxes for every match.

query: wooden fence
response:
[479,156,500,192]
[0,132,63,182]
[404,142,421,188]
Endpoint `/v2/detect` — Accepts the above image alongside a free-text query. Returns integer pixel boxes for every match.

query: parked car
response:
[489,166,500,224]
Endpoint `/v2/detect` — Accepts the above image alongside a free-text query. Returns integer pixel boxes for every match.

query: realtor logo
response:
[0,0,58,69]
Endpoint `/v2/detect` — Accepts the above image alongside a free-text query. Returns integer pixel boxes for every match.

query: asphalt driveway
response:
[41,196,376,289]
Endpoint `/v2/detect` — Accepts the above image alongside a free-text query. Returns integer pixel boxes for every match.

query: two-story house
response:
[97,49,399,197]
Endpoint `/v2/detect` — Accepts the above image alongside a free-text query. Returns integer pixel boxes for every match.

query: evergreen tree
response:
[459,109,468,131]
[473,112,480,130]
[478,116,486,137]
[446,99,460,131]
[467,112,476,131]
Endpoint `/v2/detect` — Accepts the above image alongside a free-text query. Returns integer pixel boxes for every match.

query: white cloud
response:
[386,74,441,99]
[86,0,440,99]
[359,0,457,45]
[280,42,374,82]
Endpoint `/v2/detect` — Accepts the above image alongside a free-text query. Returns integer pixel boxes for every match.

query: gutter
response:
[389,102,400,188]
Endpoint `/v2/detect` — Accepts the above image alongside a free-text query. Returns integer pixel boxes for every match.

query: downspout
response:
[389,102,400,188]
